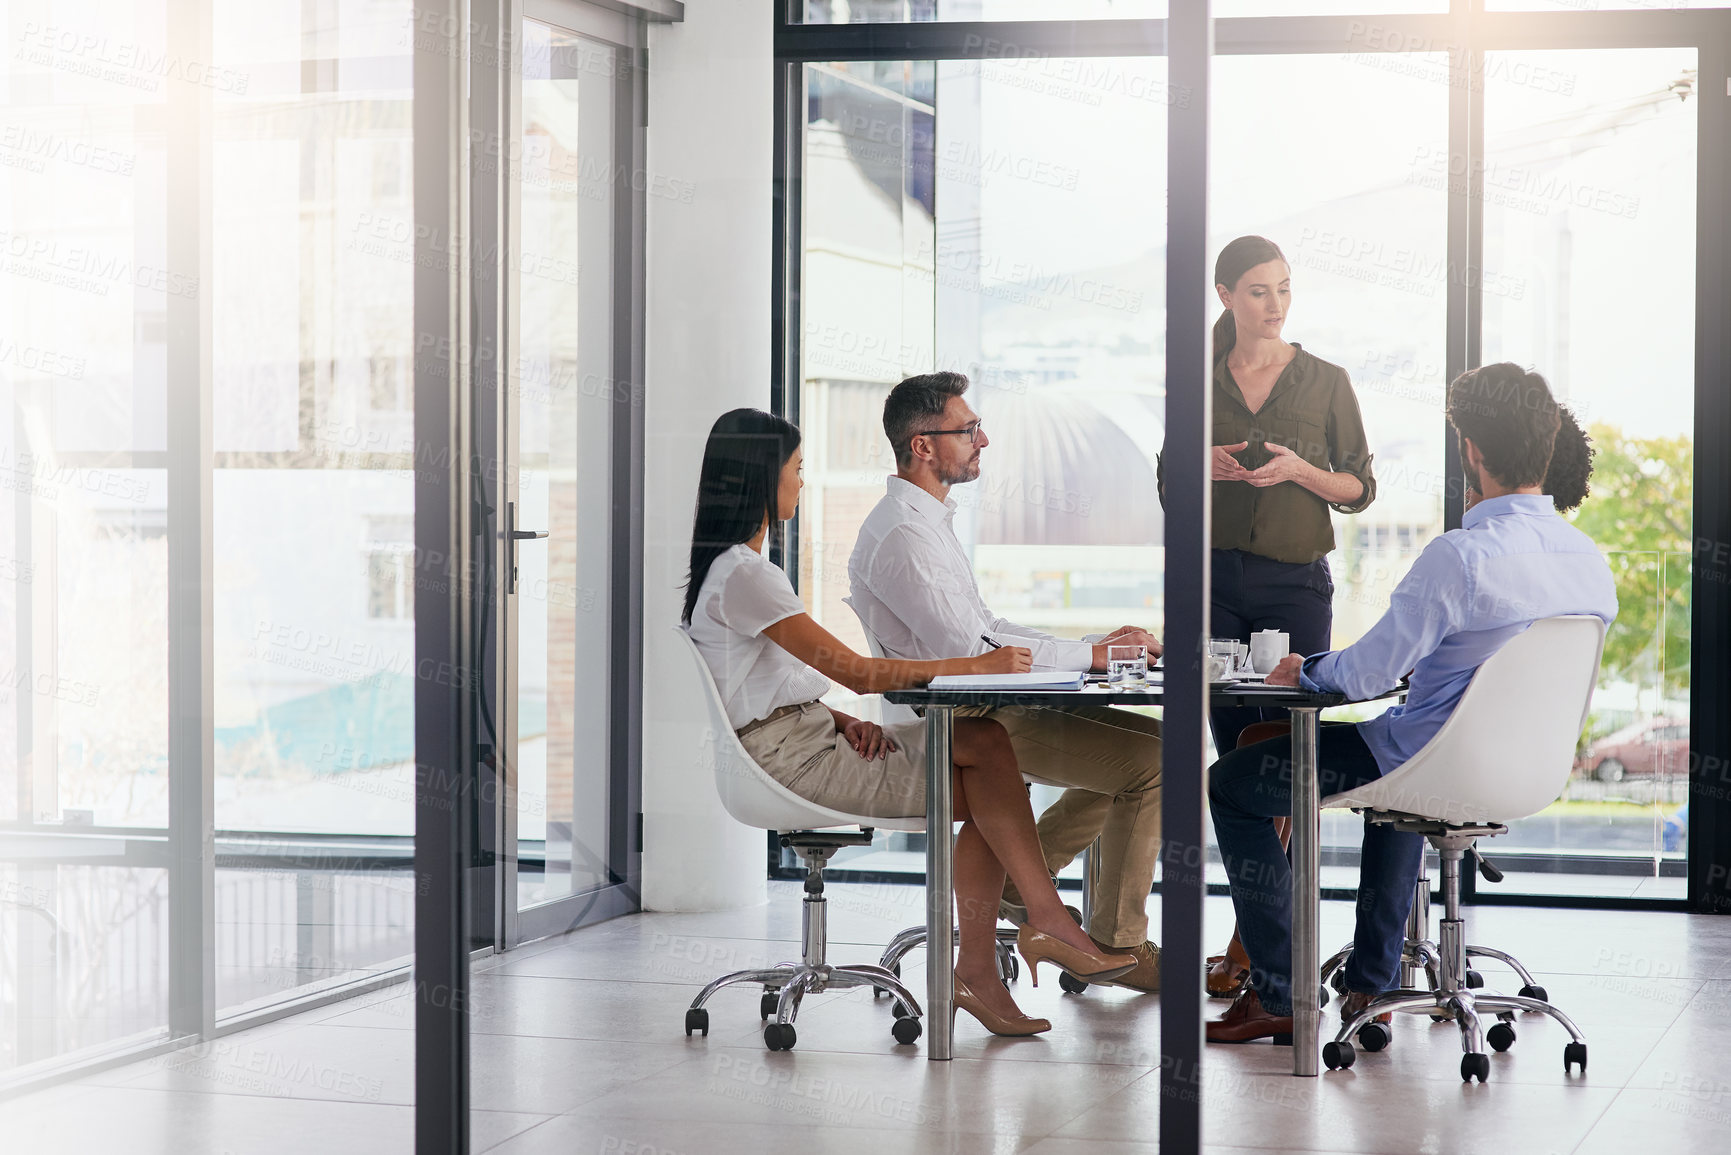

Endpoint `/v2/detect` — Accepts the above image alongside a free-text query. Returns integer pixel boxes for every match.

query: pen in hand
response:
[979,634,1002,650]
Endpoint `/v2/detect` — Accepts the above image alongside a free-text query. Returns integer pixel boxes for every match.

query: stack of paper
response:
[927,670,1088,692]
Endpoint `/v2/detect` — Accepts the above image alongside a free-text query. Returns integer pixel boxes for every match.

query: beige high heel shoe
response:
[1017,925,1138,988]
[954,976,1051,1037]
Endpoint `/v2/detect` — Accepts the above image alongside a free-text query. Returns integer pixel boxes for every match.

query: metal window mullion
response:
[771,57,804,579]
[1442,8,1477,539]
[414,0,475,1151]
[1160,6,1210,1154]
[166,0,216,1044]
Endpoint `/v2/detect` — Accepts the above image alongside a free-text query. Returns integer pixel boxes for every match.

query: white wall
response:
[641,0,773,912]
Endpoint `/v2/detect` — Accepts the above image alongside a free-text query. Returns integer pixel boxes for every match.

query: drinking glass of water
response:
[1208,638,1242,673]
[1107,644,1148,685]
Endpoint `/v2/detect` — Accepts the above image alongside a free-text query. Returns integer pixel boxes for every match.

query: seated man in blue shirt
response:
[1206,363,1618,1044]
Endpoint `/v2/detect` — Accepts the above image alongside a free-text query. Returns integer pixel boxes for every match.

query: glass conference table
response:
[886,675,1405,1076]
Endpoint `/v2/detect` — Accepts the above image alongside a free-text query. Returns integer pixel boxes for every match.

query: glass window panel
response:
[210,0,416,1014]
[1,0,172,1075]
[937,55,1167,691]
[800,58,937,670]
[0,864,169,1072]
[1482,47,1696,898]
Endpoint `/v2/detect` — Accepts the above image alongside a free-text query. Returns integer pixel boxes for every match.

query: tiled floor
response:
[6,882,1731,1154]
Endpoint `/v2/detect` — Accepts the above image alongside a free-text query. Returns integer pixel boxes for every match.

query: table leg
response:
[1289,706,1321,1077]
[924,705,955,1062]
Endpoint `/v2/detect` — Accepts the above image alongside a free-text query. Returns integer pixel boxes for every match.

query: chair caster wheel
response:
[891,1016,922,1045]
[764,1022,797,1051]
[1465,970,1485,989]
[873,962,901,998]
[1461,1052,1490,1083]
[1357,1021,1392,1053]
[1564,1041,1587,1074]
[1063,904,1085,927]
[1323,1040,1355,1070]
[892,1000,913,1020]
[1058,972,1089,995]
[1519,983,1549,1003]
[1318,985,1331,1009]
[684,1008,709,1036]
[1487,1022,1517,1052]
[760,992,780,1020]
[1329,970,1348,994]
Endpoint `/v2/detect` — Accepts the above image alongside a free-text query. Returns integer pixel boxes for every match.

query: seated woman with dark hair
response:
[682,407,1139,1037]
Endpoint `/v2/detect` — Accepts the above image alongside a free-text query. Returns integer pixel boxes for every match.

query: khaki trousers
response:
[961,703,1163,948]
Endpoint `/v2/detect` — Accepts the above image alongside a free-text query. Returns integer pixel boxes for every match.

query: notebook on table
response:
[927,670,1088,692]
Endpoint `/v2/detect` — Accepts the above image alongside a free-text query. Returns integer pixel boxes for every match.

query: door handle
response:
[504,501,548,594]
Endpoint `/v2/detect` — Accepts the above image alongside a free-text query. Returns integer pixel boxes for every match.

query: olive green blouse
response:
[1158,344,1377,565]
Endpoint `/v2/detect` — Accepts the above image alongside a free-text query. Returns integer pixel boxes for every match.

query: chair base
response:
[1320,818,1587,1083]
[877,925,1022,986]
[684,834,924,1052]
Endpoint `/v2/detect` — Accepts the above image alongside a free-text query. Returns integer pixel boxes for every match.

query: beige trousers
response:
[966,703,1164,948]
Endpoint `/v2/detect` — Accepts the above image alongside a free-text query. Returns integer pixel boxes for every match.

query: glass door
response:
[497,4,642,946]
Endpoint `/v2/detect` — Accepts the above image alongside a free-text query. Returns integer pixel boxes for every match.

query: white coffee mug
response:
[1250,630,1290,674]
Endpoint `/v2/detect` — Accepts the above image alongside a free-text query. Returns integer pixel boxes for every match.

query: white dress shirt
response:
[686,543,831,729]
[847,476,1093,671]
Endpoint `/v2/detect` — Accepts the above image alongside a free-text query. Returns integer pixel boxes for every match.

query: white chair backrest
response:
[673,627,924,833]
[843,597,921,727]
[1322,615,1606,825]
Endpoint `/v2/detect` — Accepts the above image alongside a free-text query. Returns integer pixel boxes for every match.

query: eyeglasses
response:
[915,420,985,446]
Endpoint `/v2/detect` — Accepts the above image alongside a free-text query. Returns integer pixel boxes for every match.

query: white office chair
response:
[673,628,926,1052]
[1319,615,1604,1083]
[841,600,1095,993]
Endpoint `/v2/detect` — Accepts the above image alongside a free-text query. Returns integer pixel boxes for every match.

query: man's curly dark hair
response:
[1545,403,1594,514]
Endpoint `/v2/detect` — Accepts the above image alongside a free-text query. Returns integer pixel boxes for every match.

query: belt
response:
[736,703,806,739]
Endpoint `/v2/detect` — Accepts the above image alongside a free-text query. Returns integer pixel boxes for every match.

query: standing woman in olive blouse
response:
[1161,234,1378,754]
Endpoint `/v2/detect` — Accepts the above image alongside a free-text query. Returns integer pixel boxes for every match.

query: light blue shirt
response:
[1300,494,1618,773]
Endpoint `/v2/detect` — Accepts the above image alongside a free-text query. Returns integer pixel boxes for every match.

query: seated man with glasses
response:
[845,371,1166,991]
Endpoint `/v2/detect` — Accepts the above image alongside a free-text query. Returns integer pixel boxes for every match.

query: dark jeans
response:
[1209,548,1334,754]
[1208,723,1425,1017]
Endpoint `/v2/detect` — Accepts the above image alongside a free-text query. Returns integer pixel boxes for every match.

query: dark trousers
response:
[1209,548,1334,754]
[1208,723,1425,1016]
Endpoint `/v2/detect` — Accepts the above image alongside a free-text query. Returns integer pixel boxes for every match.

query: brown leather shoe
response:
[1089,936,1161,992]
[1206,988,1294,1045]
[1340,990,1393,1026]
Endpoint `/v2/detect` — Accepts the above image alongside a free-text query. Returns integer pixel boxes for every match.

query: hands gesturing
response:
[1214,440,1313,488]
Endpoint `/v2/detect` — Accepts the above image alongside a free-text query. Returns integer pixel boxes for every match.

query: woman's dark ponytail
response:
[1212,234,1288,364]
